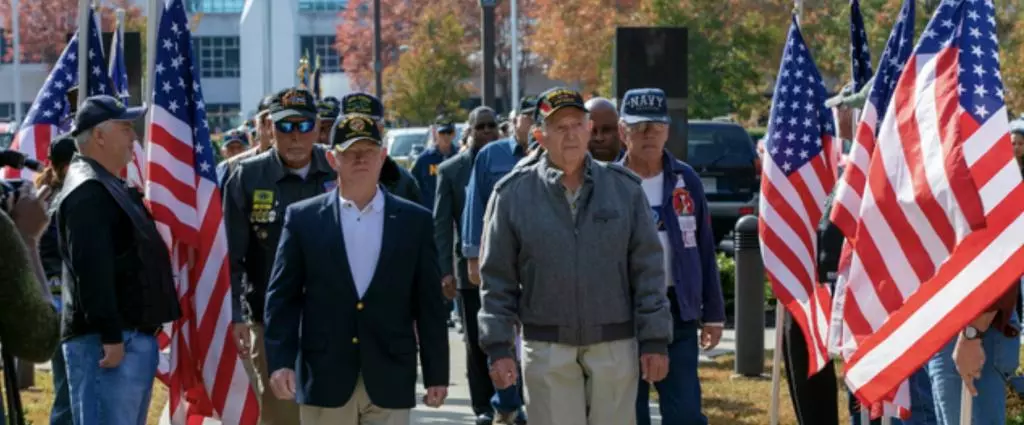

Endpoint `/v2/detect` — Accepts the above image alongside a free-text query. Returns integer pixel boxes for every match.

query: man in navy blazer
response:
[263,114,450,425]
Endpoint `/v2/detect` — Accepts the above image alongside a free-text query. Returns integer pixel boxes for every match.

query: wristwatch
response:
[962,325,981,340]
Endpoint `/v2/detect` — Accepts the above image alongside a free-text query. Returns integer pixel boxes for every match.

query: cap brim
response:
[543,104,588,120]
[334,137,382,151]
[620,114,670,125]
[437,126,455,133]
[271,109,318,122]
[113,105,148,122]
[223,139,247,147]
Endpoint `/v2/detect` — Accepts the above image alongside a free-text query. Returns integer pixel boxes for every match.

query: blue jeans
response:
[849,366,935,425]
[636,319,707,425]
[63,331,160,425]
[50,344,73,425]
[927,315,1020,425]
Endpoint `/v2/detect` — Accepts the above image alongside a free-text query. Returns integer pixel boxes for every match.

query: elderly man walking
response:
[479,87,673,425]
[615,88,726,425]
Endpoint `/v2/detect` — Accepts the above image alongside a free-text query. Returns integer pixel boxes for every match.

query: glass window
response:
[686,123,757,167]
[206,104,242,134]
[386,131,429,157]
[299,35,342,73]
[299,0,348,12]
[0,103,34,122]
[186,0,245,14]
[193,37,241,78]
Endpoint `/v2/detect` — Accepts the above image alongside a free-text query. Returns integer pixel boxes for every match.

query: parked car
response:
[385,124,466,169]
[0,122,14,149]
[686,120,760,245]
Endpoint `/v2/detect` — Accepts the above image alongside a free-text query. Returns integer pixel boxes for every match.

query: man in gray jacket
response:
[478,87,673,425]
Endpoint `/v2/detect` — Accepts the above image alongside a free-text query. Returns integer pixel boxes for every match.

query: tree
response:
[527,0,640,95]
[383,10,473,124]
[1,0,144,64]
[336,0,542,107]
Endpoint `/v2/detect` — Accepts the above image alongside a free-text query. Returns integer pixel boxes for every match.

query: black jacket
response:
[381,157,423,207]
[433,149,476,289]
[53,156,180,343]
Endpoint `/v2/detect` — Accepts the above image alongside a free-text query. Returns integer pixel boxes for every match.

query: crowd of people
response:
[2,78,1022,425]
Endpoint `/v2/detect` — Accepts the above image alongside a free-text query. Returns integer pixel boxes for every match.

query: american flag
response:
[850,0,873,92]
[841,0,1024,407]
[828,0,916,417]
[109,17,146,190]
[145,1,258,424]
[2,8,111,180]
[759,16,838,377]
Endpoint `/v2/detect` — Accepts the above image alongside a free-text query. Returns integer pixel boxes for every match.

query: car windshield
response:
[388,132,428,157]
[687,124,757,167]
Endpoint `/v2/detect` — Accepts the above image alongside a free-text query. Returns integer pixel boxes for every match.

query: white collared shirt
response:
[339,187,385,298]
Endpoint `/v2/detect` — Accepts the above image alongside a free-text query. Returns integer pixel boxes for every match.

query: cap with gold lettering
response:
[269,88,318,122]
[534,87,587,123]
[330,115,383,151]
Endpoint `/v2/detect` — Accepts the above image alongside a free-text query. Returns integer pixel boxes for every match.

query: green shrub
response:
[717,252,776,320]
[747,127,767,142]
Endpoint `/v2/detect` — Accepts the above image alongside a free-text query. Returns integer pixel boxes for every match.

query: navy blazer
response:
[263,188,450,409]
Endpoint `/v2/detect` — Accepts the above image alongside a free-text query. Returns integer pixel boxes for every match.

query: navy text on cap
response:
[619,88,670,124]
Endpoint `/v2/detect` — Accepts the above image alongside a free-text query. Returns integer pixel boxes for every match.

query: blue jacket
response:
[461,138,527,258]
[410,145,455,208]
[628,150,726,323]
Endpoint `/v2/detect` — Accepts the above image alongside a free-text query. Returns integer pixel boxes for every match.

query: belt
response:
[135,326,163,336]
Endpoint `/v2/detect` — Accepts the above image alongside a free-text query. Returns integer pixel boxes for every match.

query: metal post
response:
[509,0,518,112]
[732,215,766,377]
[77,0,89,108]
[373,0,382,100]
[12,0,22,126]
[144,0,159,147]
[480,1,496,109]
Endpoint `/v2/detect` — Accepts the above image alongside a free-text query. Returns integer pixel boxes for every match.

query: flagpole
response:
[144,0,160,149]
[510,0,519,112]
[12,0,22,126]
[77,0,89,108]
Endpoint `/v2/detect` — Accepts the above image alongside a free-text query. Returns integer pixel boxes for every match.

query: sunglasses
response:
[275,120,316,134]
[474,122,497,131]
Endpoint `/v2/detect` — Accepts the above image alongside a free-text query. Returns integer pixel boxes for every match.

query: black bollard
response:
[732,215,766,378]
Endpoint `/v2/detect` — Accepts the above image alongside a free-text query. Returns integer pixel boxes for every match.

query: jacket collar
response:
[537,152,595,187]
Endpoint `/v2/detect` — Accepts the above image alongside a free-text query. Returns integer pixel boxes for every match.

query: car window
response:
[388,132,428,156]
[687,124,757,167]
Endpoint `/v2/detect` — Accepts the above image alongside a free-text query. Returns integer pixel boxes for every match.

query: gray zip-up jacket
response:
[478,154,673,360]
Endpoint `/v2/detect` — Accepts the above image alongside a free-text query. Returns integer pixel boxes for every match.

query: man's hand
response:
[10,183,51,240]
[269,368,297,400]
[422,386,448,407]
[467,258,481,286]
[488,357,518,389]
[441,275,457,300]
[231,323,252,356]
[954,336,985,396]
[640,353,669,383]
[700,325,723,351]
[99,343,125,368]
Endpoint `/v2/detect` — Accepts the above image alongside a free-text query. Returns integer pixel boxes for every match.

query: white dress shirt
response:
[339,187,385,299]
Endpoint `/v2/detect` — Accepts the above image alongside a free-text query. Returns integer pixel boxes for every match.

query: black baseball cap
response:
[257,94,275,113]
[269,88,318,122]
[318,97,341,120]
[330,114,383,151]
[222,129,250,148]
[49,134,78,166]
[341,92,384,121]
[518,96,537,114]
[435,115,455,133]
[533,87,587,123]
[70,95,148,137]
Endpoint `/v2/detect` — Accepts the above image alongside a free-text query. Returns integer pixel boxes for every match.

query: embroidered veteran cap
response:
[340,92,384,121]
[269,88,318,122]
[330,114,383,151]
[318,96,341,120]
[533,87,587,123]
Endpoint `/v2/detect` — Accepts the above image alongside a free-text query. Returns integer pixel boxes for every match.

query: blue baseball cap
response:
[620,88,670,125]
[71,95,148,137]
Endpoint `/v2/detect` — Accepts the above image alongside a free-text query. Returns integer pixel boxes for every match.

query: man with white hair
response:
[52,94,181,425]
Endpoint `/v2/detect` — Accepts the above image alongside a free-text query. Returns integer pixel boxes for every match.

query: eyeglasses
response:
[474,122,497,131]
[625,122,669,135]
[275,120,316,134]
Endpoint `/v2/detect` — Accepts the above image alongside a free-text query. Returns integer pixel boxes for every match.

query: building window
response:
[299,0,348,12]
[193,37,241,78]
[0,103,34,121]
[299,35,342,73]
[186,0,245,14]
[206,104,242,133]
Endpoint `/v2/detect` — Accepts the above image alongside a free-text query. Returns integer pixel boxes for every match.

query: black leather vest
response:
[54,156,181,327]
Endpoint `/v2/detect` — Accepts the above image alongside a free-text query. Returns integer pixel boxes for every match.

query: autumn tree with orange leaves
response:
[335,0,539,108]
[1,0,144,64]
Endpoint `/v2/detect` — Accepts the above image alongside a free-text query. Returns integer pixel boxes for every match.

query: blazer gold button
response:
[356,302,364,310]
[352,337,359,344]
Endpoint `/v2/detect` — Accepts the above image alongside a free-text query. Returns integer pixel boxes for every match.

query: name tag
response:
[679,216,697,232]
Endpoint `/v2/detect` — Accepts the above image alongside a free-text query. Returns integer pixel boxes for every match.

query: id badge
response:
[683,230,697,248]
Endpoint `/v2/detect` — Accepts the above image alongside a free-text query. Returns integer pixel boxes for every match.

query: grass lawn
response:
[6,348,1024,425]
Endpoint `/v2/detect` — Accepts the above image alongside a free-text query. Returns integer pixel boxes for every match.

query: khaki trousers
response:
[522,338,639,425]
[298,376,411,425]
[240,323,301,425]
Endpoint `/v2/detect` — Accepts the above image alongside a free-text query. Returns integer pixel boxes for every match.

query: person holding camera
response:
[51,95,181,425]
[0,177,61,424]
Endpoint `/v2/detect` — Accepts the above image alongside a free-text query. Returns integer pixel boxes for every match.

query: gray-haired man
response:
[479,87,673,425]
